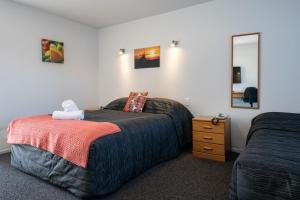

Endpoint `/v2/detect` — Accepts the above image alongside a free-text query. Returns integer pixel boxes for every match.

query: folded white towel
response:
[52,110,84,120]
[62,100,79,112]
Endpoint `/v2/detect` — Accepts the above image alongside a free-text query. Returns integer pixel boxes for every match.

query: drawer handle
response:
[202,125,213,129]
[203,146,213,151]
[203,136,213,140]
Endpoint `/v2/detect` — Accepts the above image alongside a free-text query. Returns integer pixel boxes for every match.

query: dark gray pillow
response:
[104,97,128,110]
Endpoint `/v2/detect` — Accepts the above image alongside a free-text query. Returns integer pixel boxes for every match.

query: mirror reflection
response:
[231,33,260,109]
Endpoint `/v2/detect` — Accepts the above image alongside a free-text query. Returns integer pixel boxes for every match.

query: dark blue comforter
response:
[230,112,300,200]
[11,98,193,197]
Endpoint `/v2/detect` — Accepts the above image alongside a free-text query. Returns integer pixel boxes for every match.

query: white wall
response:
[0,0,99,153]
[98,0,300,152]
[233,43,258,92]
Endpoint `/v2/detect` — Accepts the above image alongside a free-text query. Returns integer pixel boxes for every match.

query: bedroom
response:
[0,0,300,199]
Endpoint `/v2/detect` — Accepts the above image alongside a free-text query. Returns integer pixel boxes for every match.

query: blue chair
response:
[243,87,257,107]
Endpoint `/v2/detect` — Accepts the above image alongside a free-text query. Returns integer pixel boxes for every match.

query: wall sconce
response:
[170,40,179,47]
[119,48,126,55]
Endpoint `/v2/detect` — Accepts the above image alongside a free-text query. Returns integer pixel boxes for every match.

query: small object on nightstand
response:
[192,116,231,162]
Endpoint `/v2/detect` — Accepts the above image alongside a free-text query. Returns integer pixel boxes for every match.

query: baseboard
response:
[231,147,243,153]
[0,148,10,155]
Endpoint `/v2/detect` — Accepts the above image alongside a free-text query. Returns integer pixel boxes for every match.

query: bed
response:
[10,98,193,197]
[230,112,300,200]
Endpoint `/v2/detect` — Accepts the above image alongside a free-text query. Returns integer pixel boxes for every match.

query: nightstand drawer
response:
[193,141,225,155]
[192,121,224,133]
[193,131,224,144]
[192,151,225,162]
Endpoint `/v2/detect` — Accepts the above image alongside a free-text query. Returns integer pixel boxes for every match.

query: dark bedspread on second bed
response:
[230,112,300,200]
[11,98,193,197]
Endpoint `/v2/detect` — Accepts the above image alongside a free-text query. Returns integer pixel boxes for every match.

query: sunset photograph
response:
[134,46,160,69]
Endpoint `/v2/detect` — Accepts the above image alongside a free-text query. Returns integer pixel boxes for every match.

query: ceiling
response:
[11,0,213,28]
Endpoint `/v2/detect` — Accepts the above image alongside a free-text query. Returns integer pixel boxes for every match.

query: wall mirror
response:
[231,32,260,109]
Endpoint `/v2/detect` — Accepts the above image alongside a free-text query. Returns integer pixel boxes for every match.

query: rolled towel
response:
[52,110,84,120]
[62,100,79,112]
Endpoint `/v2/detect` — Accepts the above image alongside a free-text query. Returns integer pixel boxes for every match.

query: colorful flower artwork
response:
[42,39,64,63]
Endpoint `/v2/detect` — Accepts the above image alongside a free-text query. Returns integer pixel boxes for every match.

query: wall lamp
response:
[119,48,126,55]
[170,40,179,47]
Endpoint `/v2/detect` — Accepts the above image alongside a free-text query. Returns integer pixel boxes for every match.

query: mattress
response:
[230,112,300,200]
[10,98,193,197]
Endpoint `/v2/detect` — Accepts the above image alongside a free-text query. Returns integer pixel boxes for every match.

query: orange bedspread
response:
[7,115,121,168]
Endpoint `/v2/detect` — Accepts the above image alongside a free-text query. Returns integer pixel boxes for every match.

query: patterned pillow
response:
[123,92,148,112]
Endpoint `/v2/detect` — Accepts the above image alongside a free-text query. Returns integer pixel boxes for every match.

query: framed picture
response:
[233,66,241,83]
[134,46,160,69]
[41,39,64,63]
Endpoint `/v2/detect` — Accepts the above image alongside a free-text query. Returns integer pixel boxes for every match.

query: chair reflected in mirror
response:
[243,87,257,107]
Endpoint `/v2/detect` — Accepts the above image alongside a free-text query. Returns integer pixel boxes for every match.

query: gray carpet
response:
[0,151,237,200]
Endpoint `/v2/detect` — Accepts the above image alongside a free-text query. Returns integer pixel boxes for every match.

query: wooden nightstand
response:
[192,116,231,162]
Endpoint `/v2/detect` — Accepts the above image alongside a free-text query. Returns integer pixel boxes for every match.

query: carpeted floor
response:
[0,151,237,200]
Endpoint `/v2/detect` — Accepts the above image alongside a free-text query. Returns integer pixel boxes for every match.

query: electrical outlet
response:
[184,97,190,107]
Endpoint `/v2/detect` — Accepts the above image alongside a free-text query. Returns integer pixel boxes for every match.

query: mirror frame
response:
[231,32,260,109]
